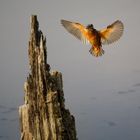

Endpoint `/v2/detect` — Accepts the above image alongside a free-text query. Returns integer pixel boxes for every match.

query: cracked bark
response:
[19,15,77,140]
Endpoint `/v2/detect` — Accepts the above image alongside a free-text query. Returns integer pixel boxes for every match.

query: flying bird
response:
[61,19,124,57]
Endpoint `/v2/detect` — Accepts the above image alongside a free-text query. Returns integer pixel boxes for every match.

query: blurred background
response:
[0,0,140,139]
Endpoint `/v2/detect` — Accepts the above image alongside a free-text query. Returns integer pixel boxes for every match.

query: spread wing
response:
[61,19,90,45]
[99,20,124,45]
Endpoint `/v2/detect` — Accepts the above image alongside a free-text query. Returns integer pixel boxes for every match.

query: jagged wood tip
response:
[19,15,77,140]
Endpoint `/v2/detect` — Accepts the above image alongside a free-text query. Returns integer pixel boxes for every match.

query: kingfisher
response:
[61,20,124,57]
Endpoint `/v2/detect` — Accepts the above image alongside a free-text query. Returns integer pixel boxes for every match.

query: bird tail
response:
[89,46,104,57]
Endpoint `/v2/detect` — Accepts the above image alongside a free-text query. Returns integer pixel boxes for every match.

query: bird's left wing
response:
[61,19,90,45]
[99,20,124,45]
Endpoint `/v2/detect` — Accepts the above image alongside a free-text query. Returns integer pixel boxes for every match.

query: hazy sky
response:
[0,0,140,140]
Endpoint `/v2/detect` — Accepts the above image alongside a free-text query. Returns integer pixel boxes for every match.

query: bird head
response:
[86,24,94,30]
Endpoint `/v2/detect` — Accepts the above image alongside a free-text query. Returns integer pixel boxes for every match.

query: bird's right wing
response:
[99,20,124,45]
[61,19,90,45]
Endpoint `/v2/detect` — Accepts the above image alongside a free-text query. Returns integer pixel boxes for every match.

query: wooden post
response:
[19,15,77,140]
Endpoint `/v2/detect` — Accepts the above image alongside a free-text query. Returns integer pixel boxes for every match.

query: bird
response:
[61,19,124,57]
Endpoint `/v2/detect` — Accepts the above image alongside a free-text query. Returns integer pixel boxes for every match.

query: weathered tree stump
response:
[19,15,77,140]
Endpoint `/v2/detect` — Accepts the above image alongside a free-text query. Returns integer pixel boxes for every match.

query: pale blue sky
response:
[0,0,140,140]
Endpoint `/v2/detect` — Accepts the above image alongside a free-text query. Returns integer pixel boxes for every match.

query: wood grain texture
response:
[19,15,77,140]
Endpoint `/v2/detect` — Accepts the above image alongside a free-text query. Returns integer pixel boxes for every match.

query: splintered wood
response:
[19,15,77,140]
